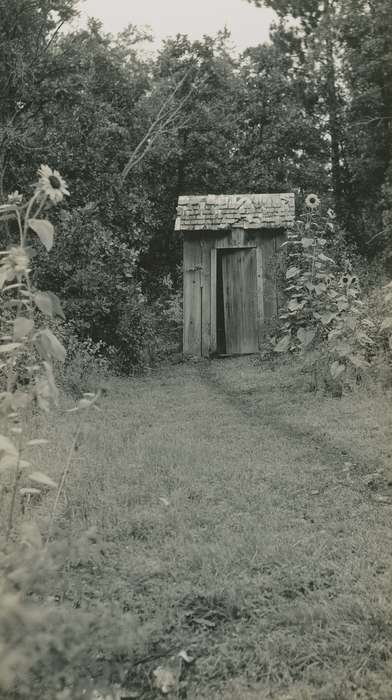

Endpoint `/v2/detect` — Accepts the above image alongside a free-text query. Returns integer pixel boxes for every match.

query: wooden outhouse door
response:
[221,248,258,354]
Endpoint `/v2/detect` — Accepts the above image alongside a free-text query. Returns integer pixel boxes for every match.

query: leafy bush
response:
[34,207,181,374]
[0,167,70,692]
[274,195,392,393]
[0,171,183,698]
[149,273,183,360]
[56,324,113,395]
[0,169,118,698]
[274,197,360,353]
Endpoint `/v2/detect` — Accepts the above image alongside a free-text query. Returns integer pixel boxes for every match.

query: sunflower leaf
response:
[45,291,65,319]
[380,317,392,332]
[28,471,58,489]
[28,219,54,251]
[13,317,34,340]
[286,266,300,279]
[34,292,53,317]
[0,342,21,353]
[330,361,345,379]
[0,435,18,456]
[297,328,316,347]
[274,335,292,353]
[301,237,315,248]
[35,329,66,363]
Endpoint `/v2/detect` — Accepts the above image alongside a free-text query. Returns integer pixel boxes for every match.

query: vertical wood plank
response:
[183,238,202,355]
[256,246,264,348]
[222,249,258,354]
[222,252,238,354]
[261,234,278,337]
[210,248,217,354]
[242,249,258,352]
[275,232,286,316]
[201,238,212,357]
[215,229,255,249]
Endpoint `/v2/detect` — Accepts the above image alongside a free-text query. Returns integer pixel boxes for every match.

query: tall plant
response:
[0,166,70,691]
[0,166,72,535]
[274,194,376,385]
[0,167,106,693]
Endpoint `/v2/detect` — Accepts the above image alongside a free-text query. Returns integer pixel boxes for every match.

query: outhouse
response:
[175,193,295,357]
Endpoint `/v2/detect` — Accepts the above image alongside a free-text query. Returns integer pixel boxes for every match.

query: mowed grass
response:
[17,357,392,698]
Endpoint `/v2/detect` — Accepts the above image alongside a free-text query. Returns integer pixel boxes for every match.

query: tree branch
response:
[120,69,204,184]
[352,115,392,127]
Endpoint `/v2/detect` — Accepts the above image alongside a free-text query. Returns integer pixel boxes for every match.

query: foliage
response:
[149,273,183,360]
[0,0,391,370]
[0,1,388,387]
[34,207,152,367]
[8,356,392,700]
[57,326,113,396]
[0,168,106,695]
[275,199,356,350]
[237,40,329,195]
[247,0,392,252]
[0,170,66,692]
[274,195,392,392]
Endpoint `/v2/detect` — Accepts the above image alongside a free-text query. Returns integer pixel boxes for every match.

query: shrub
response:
[57,325,113,395]
[0,167,71,692]
[34,207,157,373]
[273,194,392,393]
[149,273,183,361]
[0,168,115,698]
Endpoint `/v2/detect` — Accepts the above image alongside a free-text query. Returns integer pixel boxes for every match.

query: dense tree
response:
[339,0,392,250]
[247,1,345,208]
[235,37,329,196]
[1,0,390,367]
[247,0,392,252]
[133,32,244,280]
[0,0,79,193]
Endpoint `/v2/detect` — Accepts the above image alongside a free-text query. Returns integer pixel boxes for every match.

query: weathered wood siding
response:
[222,248,258,354]
[214,228,257,249]
[259,231,286,338]
[200,239,213,357]
[183,228,286,356]
[183,238,202,355]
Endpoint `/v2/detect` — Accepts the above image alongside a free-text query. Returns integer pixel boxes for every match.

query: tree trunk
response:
[323,0,343,213]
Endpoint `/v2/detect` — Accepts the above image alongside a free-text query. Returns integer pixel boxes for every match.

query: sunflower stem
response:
[22,192,39,245]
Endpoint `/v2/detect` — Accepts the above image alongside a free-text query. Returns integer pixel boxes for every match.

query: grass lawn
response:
[9,356,392,699]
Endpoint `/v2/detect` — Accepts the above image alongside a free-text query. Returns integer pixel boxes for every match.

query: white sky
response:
[76,0,276,52]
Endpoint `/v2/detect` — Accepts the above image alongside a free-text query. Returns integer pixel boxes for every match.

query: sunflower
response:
[7,191,23,205]
[327,208,336,219]
[37,165,69,205]
[0,246,30,288]
[305,194,320,210]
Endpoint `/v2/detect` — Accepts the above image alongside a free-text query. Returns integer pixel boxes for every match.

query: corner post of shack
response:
[175,193,295,358]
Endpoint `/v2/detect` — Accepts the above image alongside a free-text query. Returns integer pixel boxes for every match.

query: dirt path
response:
[49,357,392,699]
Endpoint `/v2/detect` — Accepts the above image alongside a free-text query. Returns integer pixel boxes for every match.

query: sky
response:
[76,0,276,52]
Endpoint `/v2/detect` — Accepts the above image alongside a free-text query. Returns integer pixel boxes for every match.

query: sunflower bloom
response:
[327,208,336,219]
[37,165,69,205]
[305,194,320,210]
[7,191,23,205]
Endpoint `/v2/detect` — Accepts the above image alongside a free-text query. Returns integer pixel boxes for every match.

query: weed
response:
[274,194,392,393]
[0,169,104,697]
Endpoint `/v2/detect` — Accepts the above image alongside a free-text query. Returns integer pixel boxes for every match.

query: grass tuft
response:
[5,356,392,698]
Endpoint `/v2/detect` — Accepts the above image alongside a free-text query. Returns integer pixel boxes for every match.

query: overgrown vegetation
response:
[1,1,392,698]
[1,0,391,371]
[273,195,392,394]
[0,167,108,697]
[3,357,392,699]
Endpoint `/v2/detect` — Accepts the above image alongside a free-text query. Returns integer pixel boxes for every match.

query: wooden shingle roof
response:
[175,193,295,231]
